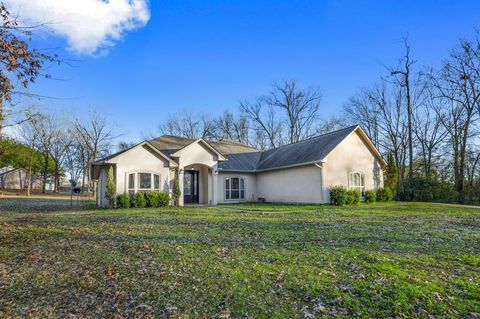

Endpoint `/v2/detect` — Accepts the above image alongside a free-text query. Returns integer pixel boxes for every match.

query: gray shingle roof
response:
[219,125,359,172]
[148,135,258,155]
[93,125,365,172]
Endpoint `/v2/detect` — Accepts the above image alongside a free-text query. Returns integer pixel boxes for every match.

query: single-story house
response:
[91,125,386,207]
[0,166,43,190]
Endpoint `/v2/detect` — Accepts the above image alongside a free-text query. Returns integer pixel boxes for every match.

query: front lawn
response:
[0,201,479,318]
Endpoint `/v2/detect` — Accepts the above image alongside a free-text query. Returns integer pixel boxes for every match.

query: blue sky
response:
[17,0,480,142]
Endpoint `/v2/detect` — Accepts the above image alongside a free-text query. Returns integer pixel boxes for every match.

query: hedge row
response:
[330,186,394,206]
[116,191,170,208]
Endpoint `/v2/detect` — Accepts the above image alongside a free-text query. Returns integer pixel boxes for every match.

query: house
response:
[90,125,386,207]
[0,166,43,190]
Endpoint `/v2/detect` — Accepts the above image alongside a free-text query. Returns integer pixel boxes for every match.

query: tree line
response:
[2,2,480,204]
[158,33,480,204]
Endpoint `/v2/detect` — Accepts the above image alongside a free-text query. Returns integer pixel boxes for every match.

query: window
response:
[138,173,151,190]
[349,172,365,196]
[128,173,135,195]
[128,172,161,193]
[225,177,245,200]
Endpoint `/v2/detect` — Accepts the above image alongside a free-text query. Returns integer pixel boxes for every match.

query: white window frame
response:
[225,177,246,201]
[348,171,365,196]
[126,171,162,194]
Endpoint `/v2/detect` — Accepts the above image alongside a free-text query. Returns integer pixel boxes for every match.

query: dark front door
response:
[184,170,199,204]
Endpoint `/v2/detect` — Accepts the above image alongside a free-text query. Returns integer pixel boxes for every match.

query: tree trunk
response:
[26,165,32,197]
[0,98,3,140]
[54,160,60,193]
[42,151,49,194]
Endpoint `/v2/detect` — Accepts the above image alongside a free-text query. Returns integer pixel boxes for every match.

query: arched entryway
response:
[182,163,213,205]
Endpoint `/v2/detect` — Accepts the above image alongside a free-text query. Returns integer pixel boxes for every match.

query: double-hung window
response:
[225,177,245,200]
[349,172,365,196]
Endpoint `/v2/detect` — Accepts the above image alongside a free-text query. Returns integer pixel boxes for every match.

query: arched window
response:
[349,172,365,196]
[225,177,245,200]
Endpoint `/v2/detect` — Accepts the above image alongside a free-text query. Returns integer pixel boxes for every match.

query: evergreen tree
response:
[105,166,116,208]
[386,152,399,197]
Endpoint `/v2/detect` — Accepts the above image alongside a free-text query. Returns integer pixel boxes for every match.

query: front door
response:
[183,170,199,204]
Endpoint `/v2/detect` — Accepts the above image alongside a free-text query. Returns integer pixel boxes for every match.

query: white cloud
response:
[4,0,150,55]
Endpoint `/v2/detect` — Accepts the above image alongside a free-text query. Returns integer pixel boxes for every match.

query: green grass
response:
[0,200,479,318]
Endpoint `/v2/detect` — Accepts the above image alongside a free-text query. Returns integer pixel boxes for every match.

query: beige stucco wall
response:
[217,172,257,203]
[175,141,219,168]
[175,141,220,206]
[323,131,384,202]
[256,165,323,204]
[97,144,172,207]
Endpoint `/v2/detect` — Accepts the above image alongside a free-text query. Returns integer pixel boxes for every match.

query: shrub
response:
[364,190,376,203]
[384,186,393,201]
[171,179,181,206]
[330,186,347,206]
[399,176,457,203]
[347,190,361,205]
[157,192,170,207]
[146,191,159,207]
[376,187,387,202]
[377,187,393,202]
[117,193,131,208]
[133,192,147,208]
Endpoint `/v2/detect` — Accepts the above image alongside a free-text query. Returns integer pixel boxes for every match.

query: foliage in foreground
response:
[329,186,362,206]
[0,200,478,318]
[116,191,170,209]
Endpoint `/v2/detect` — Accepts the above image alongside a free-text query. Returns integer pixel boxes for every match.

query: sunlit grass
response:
[0,200,479,318]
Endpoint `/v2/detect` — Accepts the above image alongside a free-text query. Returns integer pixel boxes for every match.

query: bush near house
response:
[133,192,147,208]
[117,193,131,208]
[345,190,361,205]
[115,191,170,209]
[364,190,376,203]
[146,191,160,207]
[377,187,393,202]
[145,191,170,208]
[330,187,363,206]
[330,186,348,206]
[156,192,170,207]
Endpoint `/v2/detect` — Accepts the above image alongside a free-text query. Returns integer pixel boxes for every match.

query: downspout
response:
[314,160,327,204]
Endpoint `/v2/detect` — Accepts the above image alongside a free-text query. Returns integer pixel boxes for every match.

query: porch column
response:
[178,166,184,206]
[212,164,218,205]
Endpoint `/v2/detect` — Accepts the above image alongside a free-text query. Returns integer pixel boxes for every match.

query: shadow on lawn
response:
[0,197,95,212]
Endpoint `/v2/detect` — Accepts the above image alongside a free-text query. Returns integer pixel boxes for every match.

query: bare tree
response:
[388,37,426,178]
[18,110,39,196]
[240,98,284,148]
[344,80,409,187]
[413,93,448,177]
[73,111,116,193]
[117,141,136,151]
[268,80,322,143]
[159,109,216,139]
[49,121,72,192]
[428,34,480,203]
[214,110,249,144]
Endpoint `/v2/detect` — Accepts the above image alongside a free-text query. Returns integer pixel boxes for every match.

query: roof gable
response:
[148,135,257,155]
[171,139,226,161]
[91,141,178,167]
